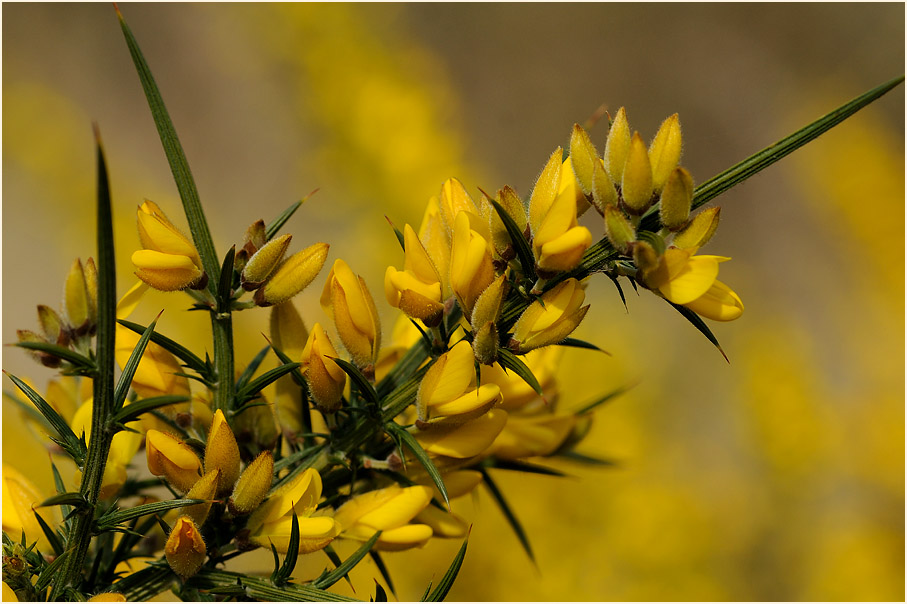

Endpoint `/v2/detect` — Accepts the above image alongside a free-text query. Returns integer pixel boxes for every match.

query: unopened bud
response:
[604,206,637,254]
[37,305,68,347]
[510,278,589,353]
[165,516,206,579]
[648,114,683,191]
[621,133,654,214]
[83,258,98,327]
[64,258,92,335]
[254,242,330,307]
[242,233,292,290]
[673,207,721,251]
[321,259,381,368]
[183,469,220,527]
[243,219,268,252]
[604,107,631,185]
[17,329,60,368]
[472,321,499,365]
[569,124,599,196]
[633,240,664,288]
[204,410,241,495]
[470,274,508,332]
[228,451,274,515]
[659,167,693,231]
[591,158,618,214]
[301,323,346,413]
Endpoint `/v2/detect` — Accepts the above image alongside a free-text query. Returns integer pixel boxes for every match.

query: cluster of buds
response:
[16,258,97,367]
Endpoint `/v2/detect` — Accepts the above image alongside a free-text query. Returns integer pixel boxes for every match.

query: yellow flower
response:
[449,211,495,315]
[641,248,744,322]
[417,469,483,501]
[183,469,220,527]
[416,341,502,422]
[246,468,339,554]
[320,259,381,368]
[145,429,203,493]
[510,278,589,353]
[417,196,453,299]
[414,505,468,539]
[165,516,206,579]
[2,465,54,550]
[228,452,274,515]
[488,413,577,460]
[384,224,445,326]
[673,207,721,250]
[114,325,191,401]
[416,408,509,459]
[487,186,529,260]
[333,485,433,551]
[205,410,241,495]
[300,323,347,413]
[528,149,592,273]
[132,201,204,291]
[72,400,143,499]
[438,177,483,235]
[254,242,330,307]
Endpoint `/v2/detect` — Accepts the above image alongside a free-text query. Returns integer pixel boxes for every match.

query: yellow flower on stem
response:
[510,278,589,353]
[165,516,206,579]
[300,323,347,414]
[384,224,445,326]
[205,410,241,495]
[449,211,495,315]
[415,408,509,459]
[132,201,204,291]
[245,468,339,554]
[145,429,203,494]
[640,247,744,322]
[416,341,502,422]
[333,485,433,552]
[320,259,381,368]
[488,413,578,460]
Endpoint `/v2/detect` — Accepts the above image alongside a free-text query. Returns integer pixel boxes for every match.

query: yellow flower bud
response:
[438,178,481,235]
[228,452,274,515]
[471,321,498,366]
[334,485,434,551]
[145,429,203,493]
[604,107,631,185]
[17,329,61,368]
[470,273,507,332]
[643,248,744,322]
[648,113,683,191]
[488,186,528,260]
[416,341,502,422]
[246,468,340,554]
[510,278,589,353]
[204,410,241,495]
[592,157,618,214]
[243,219,268,251]
[673,207,721,251]
[621,132,655,214]
[659,167,693,231]
[115,324,191,400]
[64,258,93,333]
[2,465,53,551]
[133,201,204,291]
[183,469,220,527]
[165,516,206,579]
[73,400,143,499]
[416,408,508,459]
[300,323,346,413]
[488,413,577,460]
[37,305,68,347]
[385,225,444,325]
[569,124,599,197]
[604,206,637,254]
[254,242,330,307]
[320,259,381,368]
[449,211,495,315]
[83,257,98,325]
[241,233,292,290]
[87,594,126,602]
[417,197,452,299]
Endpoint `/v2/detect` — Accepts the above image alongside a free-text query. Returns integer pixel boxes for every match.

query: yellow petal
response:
[417,409,508,459]
[356,486,432,531]
[115,281,149,320]
[683,279,744,321]
[657,253,722,305]
[375,524,433,551]
[431,383,502,417]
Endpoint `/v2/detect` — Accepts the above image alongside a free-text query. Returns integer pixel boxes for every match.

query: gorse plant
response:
[2,7,902,603]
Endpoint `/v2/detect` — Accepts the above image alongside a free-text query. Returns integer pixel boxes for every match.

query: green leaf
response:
[94,128,117,421]
[33,510,64,557]
[558,338,609,354]
[112,395,190,425]
[489,198,536,281]
[40,492,88,509]
[422,535,469,601]
[386,216,405,250]
[374,580,388,602]
[485,458,567,477]
[34,549,70,592]
[666,300,729,362]
[330,358,379,406]
[496,349,543,396]
[479,468,534,562]
[14,341,96,373]
[271,510,300,586]
[235,361,302,406]
[557,450,618,466]
[117,319,211,378]
[95,499,204,532]
[313,531,381,590]
[113,318,159,411]
[217,246,236,313]
[5,373,86,464]
[235,345,271,391]
[385,423,449,508]
[266,194,313,241]
[269,343,307,387]
[116,6,219,291]
[575,383,635,414]
[369,551,396,597]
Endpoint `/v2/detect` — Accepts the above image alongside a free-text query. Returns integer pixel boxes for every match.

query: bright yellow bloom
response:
[416,341,502,422]
[228,452,274,515]
[114,325,191,402]
[510,278,589,353]
[528,150,592,273]
[205,410,241,495]
[2,465,53,550]
[416,408,509,459]
[241,233,293,290]
[333,485,433,551]
[246,468,339,554]
[254,242,330,307]
[449,211,495,315]
[488,413,577,460]
[183,469,220,527]
[321,259,381,368]
[145,429,203,493]
[300,323,347,413]
[133,201,204,291]
[73,400,143,499]
[165,516,206,579]
[438,177,483,235]
[385,224,445,325]
[641,248,744,321]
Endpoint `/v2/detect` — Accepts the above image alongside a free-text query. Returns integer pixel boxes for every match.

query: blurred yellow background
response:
[3,4,903,601]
